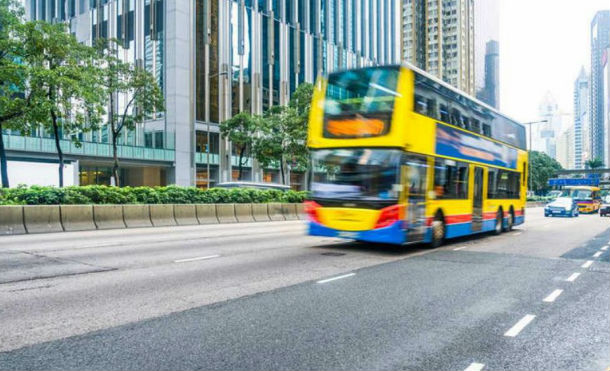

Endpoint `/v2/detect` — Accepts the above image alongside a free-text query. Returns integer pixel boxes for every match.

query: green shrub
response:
[0,185,308,205]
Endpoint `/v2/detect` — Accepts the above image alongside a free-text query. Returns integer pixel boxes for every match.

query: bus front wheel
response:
[494,209,503,235]
[430,213,445,248]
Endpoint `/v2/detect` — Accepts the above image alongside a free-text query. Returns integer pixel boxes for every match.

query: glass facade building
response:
[16,0,399,188]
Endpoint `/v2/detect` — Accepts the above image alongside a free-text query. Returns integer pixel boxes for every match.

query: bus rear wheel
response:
[504,209,514,232]
[493,209,503,235]
[430,214,445,248]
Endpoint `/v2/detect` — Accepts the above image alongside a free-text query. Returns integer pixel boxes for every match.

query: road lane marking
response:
[593,251,602,258]
[174,255,220,263]
[581,260,593,268]
[317,273,355,284]
[566,273,581,282]
[504,314,536,337]
[543,289,563,302]
[512,232,522,236]
[453,246,467,251]
[464,362,485,371]
[602,246,608,251]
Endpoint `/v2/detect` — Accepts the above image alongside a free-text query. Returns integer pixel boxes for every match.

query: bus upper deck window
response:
[414,95,427,115]
[482,123,491,137]
[440,104,449,122]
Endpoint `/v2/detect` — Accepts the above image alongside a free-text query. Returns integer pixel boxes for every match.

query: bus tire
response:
[429,212,445,249]
[504,208,514,232]
[493,209,503,235]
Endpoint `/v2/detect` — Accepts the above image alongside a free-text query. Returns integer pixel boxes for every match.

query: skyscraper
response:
[17,0,400,188]
[535,92,563,159]
[556,125,574,169]
[590,10,610,163]
[476,40,499,108]
[474,0,499,108]
[573,67,589,169]
[401,0,475,95]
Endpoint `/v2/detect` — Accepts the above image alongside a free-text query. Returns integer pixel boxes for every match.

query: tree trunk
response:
[110,94,120,187]
[51,110,64,187]
[0,122,9,188]
[238,146,245,180]
[279,156,285,185]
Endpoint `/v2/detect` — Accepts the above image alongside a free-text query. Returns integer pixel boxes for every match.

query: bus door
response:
[403,155,428,242]
[472,167,484,232]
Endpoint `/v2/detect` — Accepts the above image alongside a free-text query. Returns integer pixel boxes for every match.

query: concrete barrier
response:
[174,204,198,225]
[0,206,26,235]
[93,205,125,230]
[296,203,307,220]
[122,205,152,228]
[268,203,285,221]
[149,204,177,227]
[281,203,299,220]
[196,204,219,224]
[216,204,237,223]
[252,203,270,222]
[60,205,96,231]
[23,205,63,234]
[235,204,254,223]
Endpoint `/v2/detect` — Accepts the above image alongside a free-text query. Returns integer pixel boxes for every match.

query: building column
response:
[165,0,195,186]
[218,0,232,182]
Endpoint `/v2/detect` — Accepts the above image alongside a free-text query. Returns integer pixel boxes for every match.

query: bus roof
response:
[564,186,601,191]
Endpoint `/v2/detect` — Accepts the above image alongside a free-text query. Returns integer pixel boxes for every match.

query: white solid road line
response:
[581,260,594,268]
[464,362,485,371]
[317,273,356,284]
[174,255,220,263]
[602,246,609,251]
[543,289,563,303]
[453,246,467,251]
[593,251,602,258]
[566,272,581,282]
[504,314,536,337]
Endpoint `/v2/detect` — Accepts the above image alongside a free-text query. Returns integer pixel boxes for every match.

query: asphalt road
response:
[0,208,608,370]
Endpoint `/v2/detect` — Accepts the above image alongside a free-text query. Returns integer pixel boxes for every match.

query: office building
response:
[401,0,475,95]
[474,0,499,108]
[10,0,400,188]
[573,67,589,169]
[590,10,610,163]
[604,47,610,167]
[476,40,499,108]
[534,92,563,159]
[556,125,574,169]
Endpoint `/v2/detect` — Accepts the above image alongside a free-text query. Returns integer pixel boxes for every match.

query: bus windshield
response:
[561,189,593,200]
[311,149,401,201]
[324,66,401,116]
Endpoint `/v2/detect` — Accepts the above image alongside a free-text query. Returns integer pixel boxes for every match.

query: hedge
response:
[0,185,308,205]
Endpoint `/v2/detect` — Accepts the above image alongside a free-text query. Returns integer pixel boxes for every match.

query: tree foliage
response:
[585,157,604,170]
[219,111,259,180]
[529,151,563,193]
[96,39,164,186]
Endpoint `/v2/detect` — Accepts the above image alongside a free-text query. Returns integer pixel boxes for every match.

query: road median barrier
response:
[282,203,299,220]
[174,204,198,225]
[0,205,26,235]
[122,205,152,228]
[216,204,237,223]
[235,204,254,223]
[60,205,96,231]
[23,205,63,233]
[149,204,177,227]
[296,203,307,220]
[252,203,270,222]
[196,204,219,224]
[268,203,285,221]
[93,205,126,229]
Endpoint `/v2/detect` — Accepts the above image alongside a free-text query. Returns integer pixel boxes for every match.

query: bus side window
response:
[414,94,427,115]
[427,98,438,119]
[482,123,491,137]
[471,118,481,133]
[440,104,449,123]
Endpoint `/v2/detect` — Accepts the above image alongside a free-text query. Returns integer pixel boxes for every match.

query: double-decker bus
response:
[304,64,528,247]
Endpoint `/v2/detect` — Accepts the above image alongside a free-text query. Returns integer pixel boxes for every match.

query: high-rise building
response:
[573,67,589,169]
[603,47,610,167]
[474,0,499,108]
[556,125,574,169]
[14,0,399,188]
[401,0,475,95]
[590,10,610,163]
[476,40,499,108]
[535,92,563,159]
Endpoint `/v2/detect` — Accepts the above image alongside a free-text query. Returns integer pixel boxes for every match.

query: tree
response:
[21,21,105,187]
[0,0,26,187]
[530,151,563,193]
[288,82,314,120]
[219,112,259,180]
[585,157,604,170]
[96,39,164,186]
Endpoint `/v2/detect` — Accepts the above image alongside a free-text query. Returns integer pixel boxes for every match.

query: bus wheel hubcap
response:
[433,221,443,240]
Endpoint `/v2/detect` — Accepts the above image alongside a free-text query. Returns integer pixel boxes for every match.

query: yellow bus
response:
[305,64,528,247]
[562,186,602,213]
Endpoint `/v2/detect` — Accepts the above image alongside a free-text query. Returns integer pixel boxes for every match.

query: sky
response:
[499,0,609,129]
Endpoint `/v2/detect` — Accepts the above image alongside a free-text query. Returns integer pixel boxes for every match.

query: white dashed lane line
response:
[453,246,467,251]
[504,314,536,337]
[566,272,581,282]
[601,245,608,251]
[464,362,485,371]
[542,289,563,303]
[174,255,220,263]
[316,273,355,284]
[593,251,602,258]
[581,260,594,268]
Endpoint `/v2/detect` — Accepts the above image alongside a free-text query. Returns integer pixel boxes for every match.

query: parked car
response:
[600,196,610,217]
[544,197,579,217]
[215,182,291,192]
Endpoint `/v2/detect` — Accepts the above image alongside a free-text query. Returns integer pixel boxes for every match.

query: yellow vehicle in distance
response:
[561,186,602,214]
[305,64,528,247]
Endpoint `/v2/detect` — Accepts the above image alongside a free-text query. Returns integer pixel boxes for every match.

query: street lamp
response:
[522,120,548,193]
